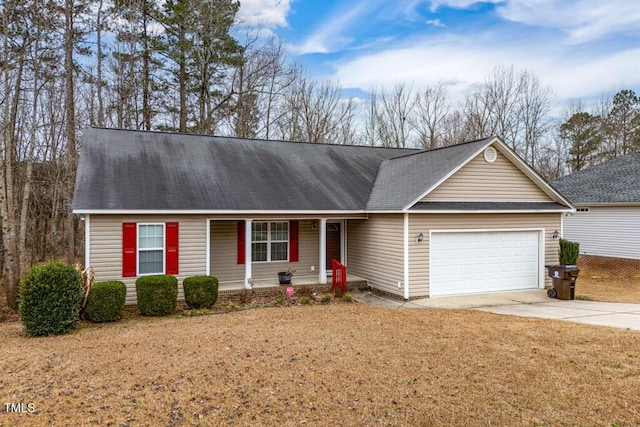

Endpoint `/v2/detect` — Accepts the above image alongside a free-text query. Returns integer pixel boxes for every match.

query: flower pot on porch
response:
[278,272,292,285]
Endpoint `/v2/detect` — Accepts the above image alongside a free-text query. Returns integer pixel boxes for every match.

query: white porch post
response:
[245,219,252,289]
[319,218,327,284]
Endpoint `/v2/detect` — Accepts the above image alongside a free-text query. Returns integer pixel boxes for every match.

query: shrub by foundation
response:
[183,276,218,309]
[320,294,332,305]
[18,261,84,336]
[341,293,354,303]
[135,275,178,316]
[560,239,580,265]
[85,281,127,322]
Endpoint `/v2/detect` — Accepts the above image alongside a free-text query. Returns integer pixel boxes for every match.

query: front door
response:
[326,222,341,270]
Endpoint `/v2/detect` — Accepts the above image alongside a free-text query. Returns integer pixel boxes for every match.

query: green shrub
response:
[559,238,580,265]
[135,275,178,316]
[341,293,354,303]
[300,296,312,305]
[85,281,127,322]
[18,261,84,336]
[320,294,332,305]
[183,276,218,309]
[274,296,286,306]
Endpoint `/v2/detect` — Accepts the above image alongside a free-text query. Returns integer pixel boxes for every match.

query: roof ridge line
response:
[87,126,422,152]
[386,136,494,161]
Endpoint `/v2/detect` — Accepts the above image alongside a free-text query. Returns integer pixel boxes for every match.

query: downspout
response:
[245,219,252,289]
[84,214,91,268]
[205,219,210,276]
[403,213,409,300]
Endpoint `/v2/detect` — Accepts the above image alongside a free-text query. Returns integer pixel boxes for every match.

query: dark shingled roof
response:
[366,138,493,210]
[551,153,640,204]
[72,128,417,211]
[73,128,563,212]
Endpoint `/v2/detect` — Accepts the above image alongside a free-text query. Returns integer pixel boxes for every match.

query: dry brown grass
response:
[576,274,640,303]
[1,303,639,426]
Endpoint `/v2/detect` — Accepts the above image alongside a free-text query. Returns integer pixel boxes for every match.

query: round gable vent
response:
[483,146,497,163]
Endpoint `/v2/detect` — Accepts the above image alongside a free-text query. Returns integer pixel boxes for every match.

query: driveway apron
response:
[352,289,640,331]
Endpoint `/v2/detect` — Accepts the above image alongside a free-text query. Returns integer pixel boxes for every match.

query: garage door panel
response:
[430,231,539,296]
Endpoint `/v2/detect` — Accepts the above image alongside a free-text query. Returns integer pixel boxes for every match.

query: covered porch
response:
[206,215,367,289]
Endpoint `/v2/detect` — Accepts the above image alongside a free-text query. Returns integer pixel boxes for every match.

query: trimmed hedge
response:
[183,276,218,309]
[85,281,127,322]
[18,261,84,336]
[135,275,178,316]
[559,238,580,265]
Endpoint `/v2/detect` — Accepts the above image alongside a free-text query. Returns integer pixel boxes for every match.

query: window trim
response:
[251,221,289,263]
[137,222,165,275]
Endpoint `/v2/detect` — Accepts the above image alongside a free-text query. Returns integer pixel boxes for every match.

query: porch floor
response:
[218,274,367,292]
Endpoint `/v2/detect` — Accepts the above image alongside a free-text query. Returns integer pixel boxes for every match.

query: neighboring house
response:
[72,128,573,304]
[552,153,640,272]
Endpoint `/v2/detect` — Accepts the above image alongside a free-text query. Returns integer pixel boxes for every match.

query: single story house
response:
[72,128,573,304]
[552,153,640,274]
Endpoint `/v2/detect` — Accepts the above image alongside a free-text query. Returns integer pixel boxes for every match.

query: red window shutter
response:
[237,221,245,265]
[290,220,299,262]
[122,223,137,277]
[166,222,179,275]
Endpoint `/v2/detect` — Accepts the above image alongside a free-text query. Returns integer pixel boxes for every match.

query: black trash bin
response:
[545,265,580,300]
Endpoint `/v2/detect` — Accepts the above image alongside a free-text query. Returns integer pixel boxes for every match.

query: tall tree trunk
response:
[18,161,33,276]
[142,3,151,130]
[96,0,104,127]
[0,11,25,309]
[65,0,77,264]
[65,0,77,157]
[179,42,187,132]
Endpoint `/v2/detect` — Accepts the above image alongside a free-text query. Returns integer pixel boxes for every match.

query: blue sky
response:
[237,0,640,104]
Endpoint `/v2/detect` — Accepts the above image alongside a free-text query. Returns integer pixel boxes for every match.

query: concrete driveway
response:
[352,289,640,331]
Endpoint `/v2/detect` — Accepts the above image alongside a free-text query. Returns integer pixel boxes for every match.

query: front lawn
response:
[1,304,638,426]
[576,275,640,303]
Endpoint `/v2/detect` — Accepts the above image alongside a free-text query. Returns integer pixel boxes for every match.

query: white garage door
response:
[430,230,540,297]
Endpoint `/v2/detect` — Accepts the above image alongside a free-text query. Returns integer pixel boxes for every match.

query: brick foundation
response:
[577,255,640,278]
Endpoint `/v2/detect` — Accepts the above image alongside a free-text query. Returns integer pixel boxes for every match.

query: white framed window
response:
[252,221,289,262]
[138,223,165,274]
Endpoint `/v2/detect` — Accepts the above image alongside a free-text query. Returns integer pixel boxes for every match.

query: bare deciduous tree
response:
[411,82,451,149]
[364,83,417,148]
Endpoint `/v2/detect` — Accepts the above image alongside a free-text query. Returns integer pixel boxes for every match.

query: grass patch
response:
[576,275,640,303]
[0,304,638,426]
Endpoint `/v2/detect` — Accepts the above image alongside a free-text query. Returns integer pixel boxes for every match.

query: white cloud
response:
[331,33,640,101]
[282,0,639,104]
[237,0,292,28]
[292,1,376,54]
[429,1,640,44]
[496,0,640,43]
[429,0,501,12]
[426,18,445,27]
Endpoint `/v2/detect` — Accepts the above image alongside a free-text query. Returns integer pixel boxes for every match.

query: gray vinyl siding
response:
[563,206,640,260]
[89,215,208,305]
[347,215,405,297]
[209,219,320,282]
[408,213,561,298]
[424,150,551,202]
